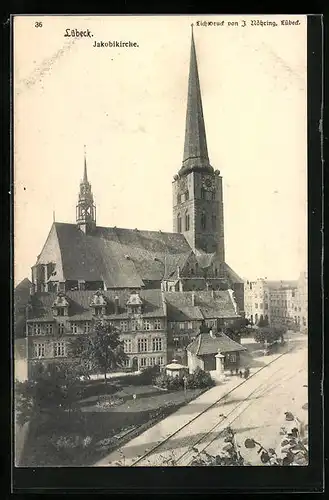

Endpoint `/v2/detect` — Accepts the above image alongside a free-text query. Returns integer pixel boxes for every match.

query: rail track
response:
[129,344,299,467]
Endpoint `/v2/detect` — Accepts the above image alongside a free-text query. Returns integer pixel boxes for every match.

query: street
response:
[94,333,307,467]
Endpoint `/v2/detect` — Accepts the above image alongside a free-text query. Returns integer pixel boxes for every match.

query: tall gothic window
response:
[185,190,189,201]
[185,211,190,231]
[177,193,181,205]
[201,188,206,200]
[177,214,182,233]
[212,215,217,230]
[201,212,206,230]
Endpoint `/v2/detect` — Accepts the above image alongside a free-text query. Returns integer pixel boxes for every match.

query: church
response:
[31,30,243,305]
[18,30,245,377]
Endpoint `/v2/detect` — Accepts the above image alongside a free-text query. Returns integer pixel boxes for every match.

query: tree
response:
[69,319,127,384]
[254,325,286,345]
[257,316,269,327]
[48,362,84,414]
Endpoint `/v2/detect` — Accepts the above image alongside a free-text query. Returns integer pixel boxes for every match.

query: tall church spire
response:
[76,147,96,234]
[179,26,213,176]
[83,144,88,183]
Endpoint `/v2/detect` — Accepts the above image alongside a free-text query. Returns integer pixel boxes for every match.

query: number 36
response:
[35,21,43,28]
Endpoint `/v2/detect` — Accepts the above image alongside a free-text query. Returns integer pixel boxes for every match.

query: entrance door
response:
[132,357,138,372]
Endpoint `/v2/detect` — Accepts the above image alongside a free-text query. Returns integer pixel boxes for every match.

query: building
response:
[244,277,307,330]
[297,271,308,332]
[25,289,168,378]
[16,30,246,377]
[186,331,246,373]
[164,290,240,364]
[29,30,244,309]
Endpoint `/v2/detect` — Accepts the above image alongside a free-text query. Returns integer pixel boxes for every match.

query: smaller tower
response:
[76,146,96,234]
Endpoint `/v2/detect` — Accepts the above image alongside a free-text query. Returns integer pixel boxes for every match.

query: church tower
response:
[76,147,96,234]
[172,27,225,262]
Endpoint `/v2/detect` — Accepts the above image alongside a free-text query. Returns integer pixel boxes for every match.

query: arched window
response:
[185,211,190,231]
[212,215,217,230]
[177,214,182,233]
[250,314,253,324]
[195,263,199,275]
[201,187,206,200]
[177,193,181,205]
[185,190,189,201]
[255,313,258,323]
[201,212,206,230]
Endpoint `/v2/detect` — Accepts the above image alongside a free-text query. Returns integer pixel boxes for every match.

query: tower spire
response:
[76,146,96,234]
[179,27,213,176]
[83,145,88,183]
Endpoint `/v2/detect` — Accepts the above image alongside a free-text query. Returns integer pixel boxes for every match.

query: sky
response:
[14,14,307,286]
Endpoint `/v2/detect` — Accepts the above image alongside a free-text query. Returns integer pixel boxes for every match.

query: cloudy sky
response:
[14,14,307,285]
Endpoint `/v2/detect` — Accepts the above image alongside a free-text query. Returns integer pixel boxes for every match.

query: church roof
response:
[164,290,239,321]
[179,29,213,176]
[36,223,192,288]
[187,332,246,356]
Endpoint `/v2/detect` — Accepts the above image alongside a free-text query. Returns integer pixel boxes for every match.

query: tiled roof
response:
[164,290,239,321]
[37,223,192,288]
[187,332,246,356]
[27,289,166,321]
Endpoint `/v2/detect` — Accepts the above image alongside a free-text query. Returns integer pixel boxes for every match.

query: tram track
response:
[130,344,298,467]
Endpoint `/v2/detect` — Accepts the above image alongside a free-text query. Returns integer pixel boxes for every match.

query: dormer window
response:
[126,290,143,316]
[90,290,107,316]
[52,292,69,317]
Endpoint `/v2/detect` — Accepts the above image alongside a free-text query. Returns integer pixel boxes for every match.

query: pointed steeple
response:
[83,145,88,183]
[76,146,96,234]
[179,26,213,176]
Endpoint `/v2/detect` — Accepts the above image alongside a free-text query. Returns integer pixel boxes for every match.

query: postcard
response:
[13,14,309,470]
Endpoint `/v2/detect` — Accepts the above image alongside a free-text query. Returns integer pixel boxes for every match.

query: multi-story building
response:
[296,271,308,331]
[244,277,307,330]
[23,286,240,378]
[244,279,271,325]
[164,290,240,364]
[25,289,167,378]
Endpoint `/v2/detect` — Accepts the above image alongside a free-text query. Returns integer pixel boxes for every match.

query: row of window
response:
[254,303,269,310]
[28,319,163,335]
[177,213,217,233]
[169,319,217,331]
[120,319,162,331]
[124,337,164,353]
[123,356,165,368]
[33,341,66,358]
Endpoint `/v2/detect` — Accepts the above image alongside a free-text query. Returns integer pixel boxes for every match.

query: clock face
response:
[202,175,215,191]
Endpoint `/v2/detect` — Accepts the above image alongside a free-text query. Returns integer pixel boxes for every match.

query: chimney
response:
[191,291,195,307]
[114,296,119,315]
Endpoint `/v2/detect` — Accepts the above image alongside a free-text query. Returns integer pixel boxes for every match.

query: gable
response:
[35,224,65,281]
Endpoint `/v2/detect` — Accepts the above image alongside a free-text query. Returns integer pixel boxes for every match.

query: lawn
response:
[19,377,206,467]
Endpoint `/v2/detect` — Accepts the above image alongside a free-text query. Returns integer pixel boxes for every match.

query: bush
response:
[154,373,183,391]
[139,364,161,385]
[186,367,215,389]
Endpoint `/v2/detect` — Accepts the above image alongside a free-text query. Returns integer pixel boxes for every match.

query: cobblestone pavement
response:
[94,332,307,467]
